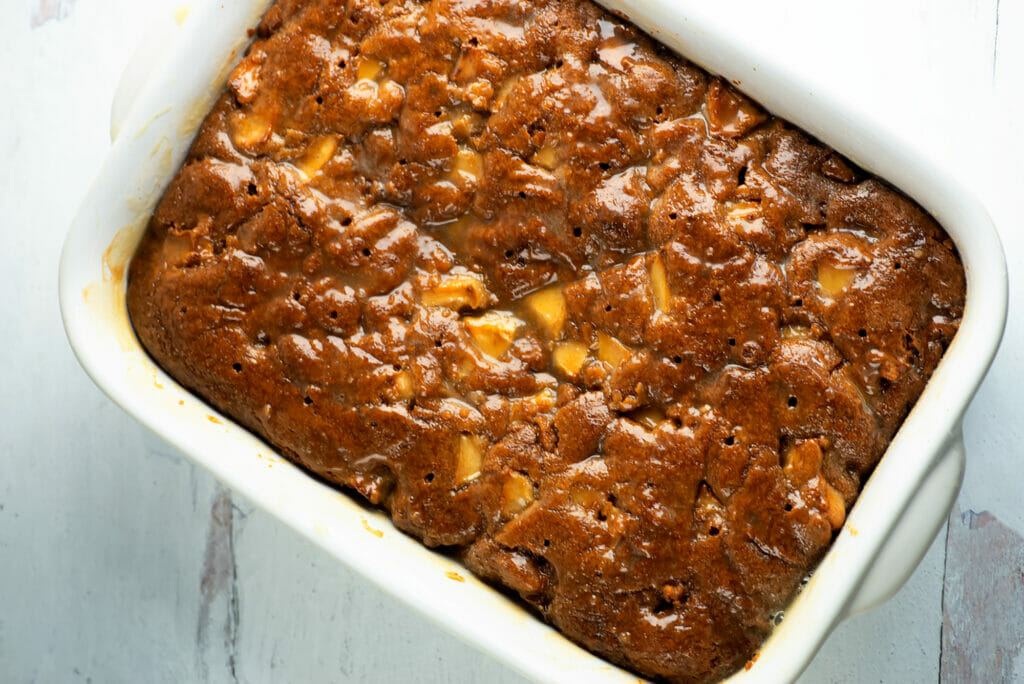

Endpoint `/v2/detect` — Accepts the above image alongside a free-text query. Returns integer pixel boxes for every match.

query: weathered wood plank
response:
[941,509,1024,683]
[196,486,240,682]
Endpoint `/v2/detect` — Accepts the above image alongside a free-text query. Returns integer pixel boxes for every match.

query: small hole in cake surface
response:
[858,329,867,337]
[572,226,582,237]
[232,363,242,373]
[784,503,793,512]
[599,162,610,171]
[435,340,443,348]
[247,182,258,196]
[304,396,314,405]
[724,435,735,446]
[794,299,803,307]
[543,538,550,547]
[424,472,435,483]
[292,292,301,301]
[708,526,720,536]
[737,165,748,186]
[728,338,736,347]
[672,355,682,364]
[713,292,722,302]
[604,305,612,312]
[518,191,527,199]
[504,249,514,258]
[341,216,353,226]
[669,212,678,220]
[362,248,371,257]
[787,396,798,408]
[894,261,902,270]
[330,310,338,319]
[315,95,323,104]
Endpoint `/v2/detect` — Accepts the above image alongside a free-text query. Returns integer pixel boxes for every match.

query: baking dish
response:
[58,1,1007,681]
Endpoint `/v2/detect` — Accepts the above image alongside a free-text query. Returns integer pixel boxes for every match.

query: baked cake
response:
[127,0,966,680]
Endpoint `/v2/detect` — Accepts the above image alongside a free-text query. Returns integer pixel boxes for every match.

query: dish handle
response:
[844,430,964,616]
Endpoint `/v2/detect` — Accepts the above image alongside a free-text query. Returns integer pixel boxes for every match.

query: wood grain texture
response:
[941,509,1024,683]
[0,0,1021,682]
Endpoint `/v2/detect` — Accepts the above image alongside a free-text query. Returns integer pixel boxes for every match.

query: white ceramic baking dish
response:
[59,1,1008,681]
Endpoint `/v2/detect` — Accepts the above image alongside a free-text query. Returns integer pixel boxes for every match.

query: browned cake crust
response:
[126,1,966,680]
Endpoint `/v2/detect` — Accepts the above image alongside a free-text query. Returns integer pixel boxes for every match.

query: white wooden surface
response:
[1,1,1021,682]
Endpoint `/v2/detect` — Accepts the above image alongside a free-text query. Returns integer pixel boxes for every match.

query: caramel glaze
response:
[127,0,966,680]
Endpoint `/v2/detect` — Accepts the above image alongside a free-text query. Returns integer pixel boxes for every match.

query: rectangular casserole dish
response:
[59,1,1008,681]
